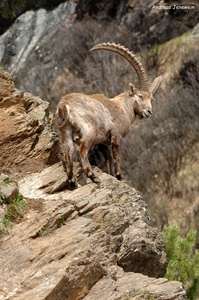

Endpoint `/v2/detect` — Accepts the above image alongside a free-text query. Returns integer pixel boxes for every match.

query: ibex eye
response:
[139,94,144,100]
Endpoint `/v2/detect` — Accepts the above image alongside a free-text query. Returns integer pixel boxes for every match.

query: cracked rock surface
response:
[0,163,186,300]
[0,71,59,174]
[0,71,186,299]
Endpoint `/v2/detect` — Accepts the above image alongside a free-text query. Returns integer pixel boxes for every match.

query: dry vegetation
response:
[123,54,199,193]
[49,20,135,108]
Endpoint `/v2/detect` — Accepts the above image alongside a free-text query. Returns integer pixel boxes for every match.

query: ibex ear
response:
[149,76,163,95]
[129,83,136,96]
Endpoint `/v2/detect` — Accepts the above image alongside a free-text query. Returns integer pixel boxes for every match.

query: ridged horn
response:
[90,42,149,91]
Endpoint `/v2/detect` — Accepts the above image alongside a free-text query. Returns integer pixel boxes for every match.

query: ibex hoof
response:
[92,177,101,184]
[69,182,78,190]
[68,178,78,190]
[87,171,101,184]
[88,171,93,177]
[68,178,76,183]
[116,172,124,180]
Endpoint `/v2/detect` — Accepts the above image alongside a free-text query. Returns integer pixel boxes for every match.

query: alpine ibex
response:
[56,43,163,186]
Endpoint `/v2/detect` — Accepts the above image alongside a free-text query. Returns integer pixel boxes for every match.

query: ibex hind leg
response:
[79,141,100,183]
[63,139,76,186]
[111,136,124,180]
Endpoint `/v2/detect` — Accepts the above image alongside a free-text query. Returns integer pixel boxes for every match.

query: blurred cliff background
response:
[0,0,199,241]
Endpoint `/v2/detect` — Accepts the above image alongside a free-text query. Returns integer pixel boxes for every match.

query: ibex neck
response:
[111,91,136,123]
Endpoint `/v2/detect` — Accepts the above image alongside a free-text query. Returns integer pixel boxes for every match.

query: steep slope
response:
[0,0,198,265]
[0,71,186,300]
[0,164,185,299]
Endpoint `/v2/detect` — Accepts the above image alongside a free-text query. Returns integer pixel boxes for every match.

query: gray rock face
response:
[0,163,186,299]
[0,1,76,82]
[189,22,199,38]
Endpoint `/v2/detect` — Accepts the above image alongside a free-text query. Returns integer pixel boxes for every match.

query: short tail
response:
[56,104,72,128]
[56,104,81,136]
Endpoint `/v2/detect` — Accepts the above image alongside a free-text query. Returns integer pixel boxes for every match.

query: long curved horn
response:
[90,42,149,91]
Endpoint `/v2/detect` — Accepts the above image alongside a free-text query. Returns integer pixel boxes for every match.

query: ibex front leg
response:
[98,144,114,176]
[111,135,123,180]
[79,140,97,181]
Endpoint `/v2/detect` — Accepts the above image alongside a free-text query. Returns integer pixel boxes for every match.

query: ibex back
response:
[56,43,163,186]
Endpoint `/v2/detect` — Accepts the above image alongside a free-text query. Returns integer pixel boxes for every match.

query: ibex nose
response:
[142,108,153,118]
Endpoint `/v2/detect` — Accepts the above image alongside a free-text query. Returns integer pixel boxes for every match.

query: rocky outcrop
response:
[0,163,186,299]
[0,71,59,174]
[0,71,186,299]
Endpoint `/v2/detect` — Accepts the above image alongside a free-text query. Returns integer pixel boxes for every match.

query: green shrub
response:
[1,193,27,234]
[0,191,6,204]
[0,178,13,204]
[163,225,199,300]
[4,193,27,223]
[0,178,12,186]
[0,0,25,19]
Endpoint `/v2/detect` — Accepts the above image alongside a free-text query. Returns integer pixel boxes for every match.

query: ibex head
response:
[90,43,163,119]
